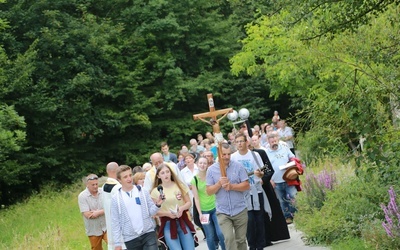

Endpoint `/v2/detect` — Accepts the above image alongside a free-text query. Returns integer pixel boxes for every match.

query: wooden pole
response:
[217,142,227,177]
[192,93,232,177]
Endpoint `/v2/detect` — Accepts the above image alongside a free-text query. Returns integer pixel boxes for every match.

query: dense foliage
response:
[1,0,400,248]
[231,0,400,181]
[229,0,400,247]
[0,0,289,205]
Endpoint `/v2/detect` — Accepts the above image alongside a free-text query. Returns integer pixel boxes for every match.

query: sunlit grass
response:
[0,180,107,249]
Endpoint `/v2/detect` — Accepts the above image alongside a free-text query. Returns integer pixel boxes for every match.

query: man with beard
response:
[266,132,296,224]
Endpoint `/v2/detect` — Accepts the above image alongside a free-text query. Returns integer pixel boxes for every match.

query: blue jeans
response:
[275,182,297,219]
[202,208,226,250]
[124,231,158,250]
[247,193,266,249]
[164,220,195,250]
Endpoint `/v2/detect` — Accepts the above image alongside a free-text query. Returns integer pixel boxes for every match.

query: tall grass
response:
[0,180,106,249]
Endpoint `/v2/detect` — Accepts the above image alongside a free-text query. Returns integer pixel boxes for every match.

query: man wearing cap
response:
[78,174,107,250]
[265,132,297,224]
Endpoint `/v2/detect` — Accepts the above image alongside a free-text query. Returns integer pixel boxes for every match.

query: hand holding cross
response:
[193,94,232,177]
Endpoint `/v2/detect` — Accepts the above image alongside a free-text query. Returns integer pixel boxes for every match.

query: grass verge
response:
[0,181,107,249]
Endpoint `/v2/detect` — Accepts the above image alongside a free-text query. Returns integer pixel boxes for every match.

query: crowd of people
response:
[78,112,300,250]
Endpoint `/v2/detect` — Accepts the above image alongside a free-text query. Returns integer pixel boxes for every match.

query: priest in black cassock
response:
[252,147,290,244]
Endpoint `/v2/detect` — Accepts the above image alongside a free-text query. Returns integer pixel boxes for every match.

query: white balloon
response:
[238,108,250,120]
[227,110,238,121]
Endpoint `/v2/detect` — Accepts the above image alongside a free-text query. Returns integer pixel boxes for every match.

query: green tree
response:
[0,0,293,205]
[231,2,400,171]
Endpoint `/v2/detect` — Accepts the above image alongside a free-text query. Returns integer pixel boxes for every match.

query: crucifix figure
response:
[193,93,232,177]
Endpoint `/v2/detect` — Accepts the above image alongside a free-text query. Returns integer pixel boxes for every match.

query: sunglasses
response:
[87,176,98,181]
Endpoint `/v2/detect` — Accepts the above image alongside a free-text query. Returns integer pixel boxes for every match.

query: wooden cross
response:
[193,93,232,177]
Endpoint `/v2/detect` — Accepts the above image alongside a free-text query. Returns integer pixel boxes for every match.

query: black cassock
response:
[253,148,290,243]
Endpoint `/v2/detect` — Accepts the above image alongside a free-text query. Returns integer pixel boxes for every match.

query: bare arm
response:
[198,117,212,125]
[151,196,176,218]
[178,192,192,214]
[217,112,229,122]
[206,181,222,195]
[282,135,293,141]
[155,209,175,218]
[83,209,104,219]
[223,180,250,192]
[83,211,93,219]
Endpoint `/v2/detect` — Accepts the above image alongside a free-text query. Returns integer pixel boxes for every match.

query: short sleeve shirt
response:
[206,160,248,216]
[150,182,189,214]
[78,188,107,236]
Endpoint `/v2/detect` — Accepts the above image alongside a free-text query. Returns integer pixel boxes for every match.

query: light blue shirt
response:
[266,144,295,183]
[206,160,248,216]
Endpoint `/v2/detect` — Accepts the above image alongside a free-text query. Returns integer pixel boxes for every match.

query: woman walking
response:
[151,163,197,249]
[192,156,226,250]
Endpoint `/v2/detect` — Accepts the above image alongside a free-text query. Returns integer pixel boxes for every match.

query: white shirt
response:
[278,126,295,148]
[122,186,143,234]
[231,150,262,192]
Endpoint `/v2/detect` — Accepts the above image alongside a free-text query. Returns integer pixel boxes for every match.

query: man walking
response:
[111,165,164,250]
[206,143,250,250]
[266,133,297,224]
[160,141,178,163]
[231,133,270,250]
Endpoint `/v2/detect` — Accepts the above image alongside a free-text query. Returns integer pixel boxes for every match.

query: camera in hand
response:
[247,164,273,176]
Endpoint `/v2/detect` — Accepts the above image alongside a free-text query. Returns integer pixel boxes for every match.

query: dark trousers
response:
[125,231,158,250]
[247,193,266,249]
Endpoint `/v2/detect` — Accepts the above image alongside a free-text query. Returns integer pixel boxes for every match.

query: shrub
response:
[302,165,337,210]
[361,186,400,249]
[330,237,373,250]
[362,219,400,250]
[0,182,95,249]
[296,172,387,245]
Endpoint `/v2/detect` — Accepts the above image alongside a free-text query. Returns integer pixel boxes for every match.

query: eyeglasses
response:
[205,155,213,157]
[235,140,246,144]
[87,176,98,181]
